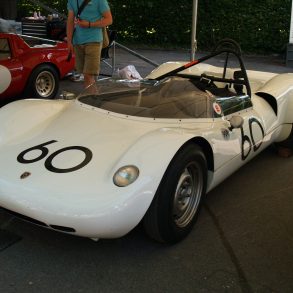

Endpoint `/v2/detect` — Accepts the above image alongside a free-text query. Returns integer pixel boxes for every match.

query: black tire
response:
[143,144,207,244]
[25,64,59,99]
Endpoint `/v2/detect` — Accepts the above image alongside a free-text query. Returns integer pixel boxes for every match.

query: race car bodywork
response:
[0,40,292,243]
[0,33,74,101]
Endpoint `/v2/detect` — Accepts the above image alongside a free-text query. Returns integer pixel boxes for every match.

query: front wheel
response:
[26,64,59,99]
[143,144,207,243]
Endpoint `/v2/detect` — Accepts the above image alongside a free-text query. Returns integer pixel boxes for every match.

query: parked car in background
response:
[0,33,74,103]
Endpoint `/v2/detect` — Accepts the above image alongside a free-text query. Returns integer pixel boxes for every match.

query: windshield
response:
[78,77,217,119]
[20,34,58,47]
[78,39,252,119]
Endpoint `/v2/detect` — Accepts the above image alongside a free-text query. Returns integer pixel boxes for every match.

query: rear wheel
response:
[143,144,207,243]
[26,64,59,99]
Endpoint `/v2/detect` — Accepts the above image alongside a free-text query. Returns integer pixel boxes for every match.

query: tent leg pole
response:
[190,0,198,61]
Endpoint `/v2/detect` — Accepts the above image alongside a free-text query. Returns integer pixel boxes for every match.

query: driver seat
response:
[233,70,244,95]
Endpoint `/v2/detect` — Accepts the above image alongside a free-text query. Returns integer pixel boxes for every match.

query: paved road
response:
[0,48,293,292]
[1,146,292,292]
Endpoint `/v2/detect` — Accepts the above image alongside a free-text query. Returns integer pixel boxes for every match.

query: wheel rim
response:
[35,71,55,98]
[173,161,203,228]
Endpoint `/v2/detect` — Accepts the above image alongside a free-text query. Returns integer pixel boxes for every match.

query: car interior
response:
[79,40,253,119]
[0,38,11,60]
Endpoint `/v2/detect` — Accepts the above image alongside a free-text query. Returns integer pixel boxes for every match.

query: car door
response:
[218,93,265,161]
[208,93,266,189]
[0,36,24,99]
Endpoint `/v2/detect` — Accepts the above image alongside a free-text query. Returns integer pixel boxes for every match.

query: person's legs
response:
[83,43,102,88]
[83,73,96,88]
[73,44,85,75]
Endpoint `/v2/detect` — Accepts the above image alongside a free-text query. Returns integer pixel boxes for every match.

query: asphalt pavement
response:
[0,47,293,293]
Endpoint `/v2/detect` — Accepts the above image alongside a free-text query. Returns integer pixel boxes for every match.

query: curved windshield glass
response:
[78,77,217,119]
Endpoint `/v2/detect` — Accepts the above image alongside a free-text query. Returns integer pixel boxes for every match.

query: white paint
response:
[0,65,12,94]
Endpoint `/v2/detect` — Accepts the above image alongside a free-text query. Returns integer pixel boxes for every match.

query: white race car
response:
[0,40,292,243]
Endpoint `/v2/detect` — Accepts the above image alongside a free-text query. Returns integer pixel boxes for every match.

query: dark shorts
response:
[74,42,102,75]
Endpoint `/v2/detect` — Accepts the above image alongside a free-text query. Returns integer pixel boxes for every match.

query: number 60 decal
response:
[17,140,93,173]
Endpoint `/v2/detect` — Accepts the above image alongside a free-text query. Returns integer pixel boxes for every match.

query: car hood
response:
[0,99,199,199]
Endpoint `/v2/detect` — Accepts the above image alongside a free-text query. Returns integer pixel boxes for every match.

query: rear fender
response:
[256,73,293,124]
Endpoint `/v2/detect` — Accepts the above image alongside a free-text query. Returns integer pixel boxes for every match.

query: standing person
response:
[67,0,112,88]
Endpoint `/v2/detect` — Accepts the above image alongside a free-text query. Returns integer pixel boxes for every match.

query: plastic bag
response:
[117,65,142,80]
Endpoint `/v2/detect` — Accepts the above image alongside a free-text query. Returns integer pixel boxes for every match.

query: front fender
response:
[109,127,203,217]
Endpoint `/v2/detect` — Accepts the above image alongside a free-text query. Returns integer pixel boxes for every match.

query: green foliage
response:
[17,0,291,53]
[197,0,291,53]
[17,0,67,18]
[109,0,192,47]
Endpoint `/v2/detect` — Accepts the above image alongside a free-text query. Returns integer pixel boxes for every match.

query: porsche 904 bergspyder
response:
[0,33,74,102]
[0,40,292,243]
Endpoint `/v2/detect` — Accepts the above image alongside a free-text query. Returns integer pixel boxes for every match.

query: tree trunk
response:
[0,0,18,19]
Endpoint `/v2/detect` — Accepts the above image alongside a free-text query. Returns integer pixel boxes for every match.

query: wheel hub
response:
[173,163,203,228]
[36,71,55,97]
[174,172,192,213]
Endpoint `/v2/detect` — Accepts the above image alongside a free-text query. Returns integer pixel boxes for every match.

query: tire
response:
[143,144,207,244]
[26,64,59,99]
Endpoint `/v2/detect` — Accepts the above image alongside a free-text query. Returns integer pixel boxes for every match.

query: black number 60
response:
[17,140,93,173]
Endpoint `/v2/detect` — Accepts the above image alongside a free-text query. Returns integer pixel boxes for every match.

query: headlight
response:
[113,165,139,187]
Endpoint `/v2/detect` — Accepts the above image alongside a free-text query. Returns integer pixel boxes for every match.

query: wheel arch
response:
[24,62,60,99]
[31,62,61,79]
[178,137,214,172]
[143,136,212,243]
[255,92,278,115]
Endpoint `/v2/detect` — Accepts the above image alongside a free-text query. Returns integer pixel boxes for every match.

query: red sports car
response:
[0,33,74,102]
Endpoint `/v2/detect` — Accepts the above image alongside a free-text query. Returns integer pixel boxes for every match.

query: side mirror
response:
[229,115,244,130]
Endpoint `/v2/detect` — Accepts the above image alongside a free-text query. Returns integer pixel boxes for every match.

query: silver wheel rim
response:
[173,161,203,228]
[35,71,55,98]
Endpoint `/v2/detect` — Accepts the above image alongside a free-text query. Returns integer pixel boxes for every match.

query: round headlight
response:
[113,165,139,187]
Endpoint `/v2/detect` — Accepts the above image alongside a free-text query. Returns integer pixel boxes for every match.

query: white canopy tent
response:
[289,0,293,43]
[285,0,293,66]
[190,0,199,61]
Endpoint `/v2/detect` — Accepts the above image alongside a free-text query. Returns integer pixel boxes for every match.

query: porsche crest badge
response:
[20,172,31,179]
